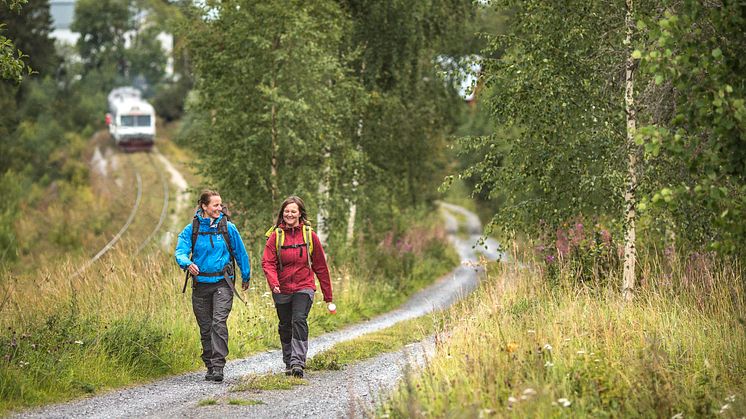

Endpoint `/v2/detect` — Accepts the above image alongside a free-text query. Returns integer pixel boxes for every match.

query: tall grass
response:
[382,256,746,417]
[0,132,460,413]
[0,209,458,414]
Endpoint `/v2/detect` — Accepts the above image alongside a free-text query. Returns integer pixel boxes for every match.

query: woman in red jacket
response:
[262,196,333,378]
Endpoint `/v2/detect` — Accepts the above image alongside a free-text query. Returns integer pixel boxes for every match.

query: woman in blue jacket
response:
[175,190,250,383]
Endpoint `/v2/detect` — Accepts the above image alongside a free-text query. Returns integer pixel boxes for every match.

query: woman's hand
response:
[272,286,280,294]
[187,263,200,276]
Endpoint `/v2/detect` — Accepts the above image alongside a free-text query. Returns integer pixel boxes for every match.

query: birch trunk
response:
[623,0,637,301]
[317,148,330,245]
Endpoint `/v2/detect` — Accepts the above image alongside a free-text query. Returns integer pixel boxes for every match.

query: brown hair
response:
[197,189,220,211]
[275,195,310,227]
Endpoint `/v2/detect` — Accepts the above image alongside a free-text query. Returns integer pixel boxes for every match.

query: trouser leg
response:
[275,301,293,367]
[192,285,214,368]
[289,293,313,368]
[210,282,233,368]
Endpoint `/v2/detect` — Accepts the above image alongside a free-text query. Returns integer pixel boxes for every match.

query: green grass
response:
[0,130,462,414]
[307,315,437,371]
[230,374,307,392]
[228,398,263,406]
[197,398,217,406]
[380,259,746,418]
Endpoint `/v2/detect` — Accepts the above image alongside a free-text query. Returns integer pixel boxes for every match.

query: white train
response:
[105,87,156,151]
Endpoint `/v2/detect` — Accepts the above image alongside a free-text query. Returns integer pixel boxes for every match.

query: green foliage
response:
[179,0,361,241]
[125,25,167,91]
[636,1,746,257]
[71,0,131,74]
[0,0,56,77]
[458,1,628,242]
[0,171,25,264]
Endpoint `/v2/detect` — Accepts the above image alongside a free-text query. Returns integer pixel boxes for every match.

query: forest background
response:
[0,0,744,416]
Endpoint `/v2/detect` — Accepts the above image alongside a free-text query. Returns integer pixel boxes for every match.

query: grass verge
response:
[381,260,746,417]
[230,374,307,392]
[307,315,438,371]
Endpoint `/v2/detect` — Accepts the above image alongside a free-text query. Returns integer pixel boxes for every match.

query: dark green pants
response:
[192,280,233,368]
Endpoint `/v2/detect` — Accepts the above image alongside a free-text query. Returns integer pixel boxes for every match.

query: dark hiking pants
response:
[192,280,233,368]
[273,290,314,369]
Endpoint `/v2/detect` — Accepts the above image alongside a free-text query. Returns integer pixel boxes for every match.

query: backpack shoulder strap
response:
[302,225,314,256]
[218,217,236,263]
[189,216,200,257]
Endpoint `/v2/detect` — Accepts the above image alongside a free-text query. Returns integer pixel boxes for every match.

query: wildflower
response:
[507,396,518,404]
[506,342,518,353]
[544,361,554,368]
[719,404,730,414]
[725,395,736,403]
[546,254,556,263]
[527,329,536,335]
[74,340,84,345]
[19,361,29,367]
[564,338,571,342]
[576,350,586,355]
[671,413,684,419]
[262,291,271,297]
[557,398,572,408]
[543,343,552,351]
[523,388,537,397]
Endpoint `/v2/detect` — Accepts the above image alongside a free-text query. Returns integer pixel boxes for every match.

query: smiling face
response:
[283,202,300,227]
[201,195,222,219]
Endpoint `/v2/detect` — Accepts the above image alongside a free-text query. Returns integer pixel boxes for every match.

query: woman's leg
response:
[192,283,215,370]
[275,299,293,369]
[210,281,233,371]
[289,292,313,370]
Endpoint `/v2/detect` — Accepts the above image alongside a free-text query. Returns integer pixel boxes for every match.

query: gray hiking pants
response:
[273,290,314,369]
[192,280,233,368]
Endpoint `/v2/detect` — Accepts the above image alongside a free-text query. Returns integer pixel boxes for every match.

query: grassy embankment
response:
[381,254,746,417]
[0,132,459,414]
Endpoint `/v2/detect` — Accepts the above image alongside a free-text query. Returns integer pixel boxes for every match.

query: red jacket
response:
[262,222,333,302]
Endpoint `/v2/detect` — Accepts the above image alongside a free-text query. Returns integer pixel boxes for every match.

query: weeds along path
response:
[16,204,497,419]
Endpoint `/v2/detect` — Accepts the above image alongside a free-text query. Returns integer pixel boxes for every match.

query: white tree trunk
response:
[317,149,330,245]
[622,0,637,301]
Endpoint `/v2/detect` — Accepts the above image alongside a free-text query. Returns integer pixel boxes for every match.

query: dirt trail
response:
[16,204,500,419]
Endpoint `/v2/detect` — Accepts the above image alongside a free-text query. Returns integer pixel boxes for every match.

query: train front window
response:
[136,115,151,126]
[120,115,151,127]
[120,115,136,126]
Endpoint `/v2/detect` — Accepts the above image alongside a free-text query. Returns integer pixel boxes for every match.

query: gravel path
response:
[15,204,498,419]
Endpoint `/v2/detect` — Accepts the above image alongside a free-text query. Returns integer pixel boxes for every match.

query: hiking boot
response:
[212,367,224,382]
[205,367,214,381]
[291,365,303,379]
[284,364,292,376]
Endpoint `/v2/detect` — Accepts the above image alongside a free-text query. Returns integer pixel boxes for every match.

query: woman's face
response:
[283,203,300,227]
[202,195,222,219]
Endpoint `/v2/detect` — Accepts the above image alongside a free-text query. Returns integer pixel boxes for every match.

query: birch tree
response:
[622,0,638,300]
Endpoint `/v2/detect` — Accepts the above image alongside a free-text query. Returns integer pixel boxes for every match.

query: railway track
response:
[73,147,172,277]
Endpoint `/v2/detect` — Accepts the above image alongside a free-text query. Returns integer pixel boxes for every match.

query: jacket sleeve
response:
[311,231,333,302]
[229,223,251,282]
[174,223,194,270]
[261,232,281,290]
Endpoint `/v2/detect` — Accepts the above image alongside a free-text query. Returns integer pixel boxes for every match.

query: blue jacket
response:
[175,211,251,284]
